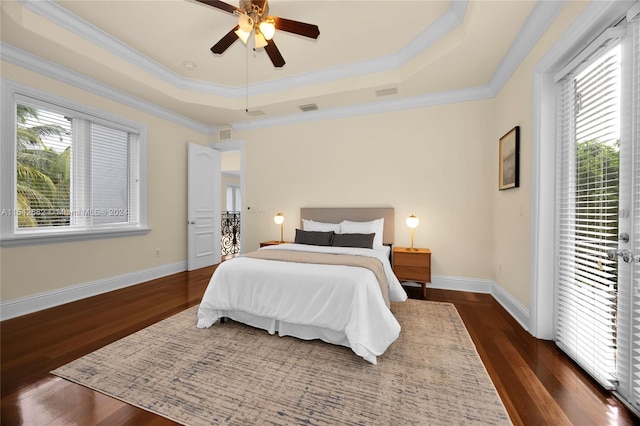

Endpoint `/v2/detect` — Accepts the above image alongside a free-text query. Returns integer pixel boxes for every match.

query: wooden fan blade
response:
[264,40,285,68]
[195,0,237,14]
[211,26,239,54]
[268,16,320,39]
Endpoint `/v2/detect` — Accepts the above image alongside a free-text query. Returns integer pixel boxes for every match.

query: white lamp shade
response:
[254,32,268,49]
[406,215,419,228]
[259,20,276,40]
[234,28,250,44]
[238,13,254,32]
[274,213,284,225]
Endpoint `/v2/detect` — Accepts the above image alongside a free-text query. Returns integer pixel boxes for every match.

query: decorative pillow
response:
[339,218,384,248]
[332,232,375,249]
[294,229,335,246]
[302,219,341,233]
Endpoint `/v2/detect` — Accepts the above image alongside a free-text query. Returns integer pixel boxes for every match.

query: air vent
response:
[218,127,232,141]
[299,103,319,112]
[246,110,266,117]
[376,87,398,97]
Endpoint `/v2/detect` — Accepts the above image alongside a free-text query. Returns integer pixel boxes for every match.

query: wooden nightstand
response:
[392,247,431,299]
[259,240,292,247]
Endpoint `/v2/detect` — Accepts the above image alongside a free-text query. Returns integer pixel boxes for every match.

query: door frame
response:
[209,139,246,255]
[529,0,631,339]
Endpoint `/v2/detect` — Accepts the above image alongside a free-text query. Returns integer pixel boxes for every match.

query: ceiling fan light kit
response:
[197,0,320,68]
[234,28,250,44]
[237,13,254,32]
[259,20,276,40]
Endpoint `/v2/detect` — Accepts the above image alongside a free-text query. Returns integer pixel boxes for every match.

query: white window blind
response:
[16,104,72,228]
[631,16,640,409]
[13,95,143,236]
[555,42,622,389]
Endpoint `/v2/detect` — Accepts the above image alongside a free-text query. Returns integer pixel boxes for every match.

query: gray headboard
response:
[300,207,395,245]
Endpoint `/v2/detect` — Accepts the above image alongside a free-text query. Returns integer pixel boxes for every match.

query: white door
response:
[187,143,221,271]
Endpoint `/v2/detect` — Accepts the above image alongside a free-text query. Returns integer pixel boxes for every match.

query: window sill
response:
[0,227,152,247]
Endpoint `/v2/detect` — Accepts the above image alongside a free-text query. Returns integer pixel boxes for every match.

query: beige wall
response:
[491,1,589,309]
[0,62,209,301]
[235,100,496,280]
[1,1,588,313]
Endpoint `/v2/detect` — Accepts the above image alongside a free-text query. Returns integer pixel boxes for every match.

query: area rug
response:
[52,300,512,425]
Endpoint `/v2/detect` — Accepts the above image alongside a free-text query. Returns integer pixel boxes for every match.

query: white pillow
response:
[340,218,384,248]
[302,219,341,233]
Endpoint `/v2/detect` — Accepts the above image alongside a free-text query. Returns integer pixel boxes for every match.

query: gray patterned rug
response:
[52,300,511,425]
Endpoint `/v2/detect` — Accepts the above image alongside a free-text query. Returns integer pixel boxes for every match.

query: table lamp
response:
[406,214,419,251]
[274,213,284,243]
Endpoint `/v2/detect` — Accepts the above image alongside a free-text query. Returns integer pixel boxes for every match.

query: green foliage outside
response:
[16,105,70,227]
[574,138,620,294]
[575,139,620,243]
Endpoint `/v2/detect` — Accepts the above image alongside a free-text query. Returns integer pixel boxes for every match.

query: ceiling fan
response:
[196,0,320,68]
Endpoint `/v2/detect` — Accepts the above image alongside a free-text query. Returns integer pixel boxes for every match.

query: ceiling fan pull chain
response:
[245,41,249,113]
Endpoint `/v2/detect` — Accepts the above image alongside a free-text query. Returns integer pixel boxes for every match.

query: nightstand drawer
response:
[393,265,430,282]
[392,247,432,295]
[394,252,428,267]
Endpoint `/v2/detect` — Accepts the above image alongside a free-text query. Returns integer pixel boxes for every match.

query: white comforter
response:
[197,243,407,364]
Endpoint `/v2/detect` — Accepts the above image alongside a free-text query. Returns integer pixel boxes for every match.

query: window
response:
[1,82,149,246]
[226,184,241,212]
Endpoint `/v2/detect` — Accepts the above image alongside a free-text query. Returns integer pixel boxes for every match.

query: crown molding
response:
[232,0,565,131]
[19,0,468,98]
[7,0,572,133]
[0,42,212,134]
[489,0,566,93]
[231,85,493,131]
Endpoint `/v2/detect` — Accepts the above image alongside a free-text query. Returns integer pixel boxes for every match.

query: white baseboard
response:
[0,261,187,321]
[491,282,530,333]
[405,275,531,333]
[3,268,532,337]
[430,275,494,293]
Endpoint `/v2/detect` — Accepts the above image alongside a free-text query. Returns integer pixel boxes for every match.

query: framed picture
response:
[498,126,520,190]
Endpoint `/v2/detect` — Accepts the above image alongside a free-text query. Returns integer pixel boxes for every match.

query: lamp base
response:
[405,247,419,251]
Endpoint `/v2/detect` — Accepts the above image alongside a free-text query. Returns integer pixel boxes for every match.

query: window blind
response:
[16,104,72,228]
[555,42,622,390]
[631,16,640,410]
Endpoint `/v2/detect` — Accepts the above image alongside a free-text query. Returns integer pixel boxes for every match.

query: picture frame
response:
[498,126,520,190]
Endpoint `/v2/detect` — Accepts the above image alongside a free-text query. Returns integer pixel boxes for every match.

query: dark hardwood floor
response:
[1,268,637,425]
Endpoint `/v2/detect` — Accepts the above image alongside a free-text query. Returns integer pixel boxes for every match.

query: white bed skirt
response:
[207,309,363,358]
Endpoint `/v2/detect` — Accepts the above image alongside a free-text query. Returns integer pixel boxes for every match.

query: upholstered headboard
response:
[300,207,395,245]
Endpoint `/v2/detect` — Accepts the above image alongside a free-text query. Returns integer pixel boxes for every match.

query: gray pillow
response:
[332,233,375,249]
[294,229,335,246]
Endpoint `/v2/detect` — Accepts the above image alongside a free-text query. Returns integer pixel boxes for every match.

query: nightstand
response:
[259,240,292,247]
[392,247,431,299]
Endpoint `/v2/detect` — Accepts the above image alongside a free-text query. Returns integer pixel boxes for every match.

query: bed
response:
[197,207,407,364]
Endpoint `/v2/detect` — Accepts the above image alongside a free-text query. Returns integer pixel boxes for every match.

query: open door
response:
[187,143,221,271]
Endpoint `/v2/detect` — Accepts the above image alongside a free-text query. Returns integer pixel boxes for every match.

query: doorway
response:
[210,140,245,261]
[221,151,241,259]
